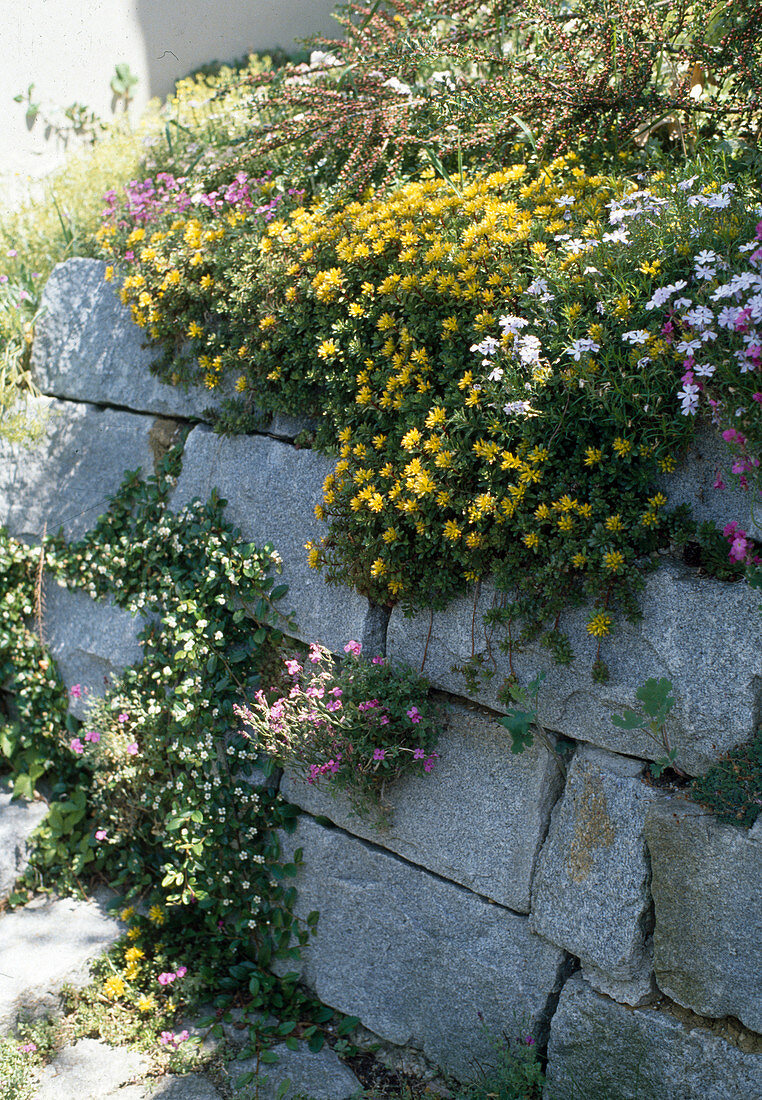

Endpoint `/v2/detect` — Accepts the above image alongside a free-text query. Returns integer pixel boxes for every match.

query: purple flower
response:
[373,748,386,761]
[413,748,425,760]
[407,706,422,724]
[84,729,100,743]
[343,640,362,656]
[70,738,84,755]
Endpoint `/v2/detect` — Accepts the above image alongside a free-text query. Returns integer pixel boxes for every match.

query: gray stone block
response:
[0,396,157,542]
[268,413,319,442]
[231,1043,361,1100]
[31,259,217,421]
[663,423,762,539]
[277,815,567,1080]
[129,1077,223,1100]
[387,561,762,776]
[0,782,48,901]
[645,800,762,1032]
[282,704,564,913]
[544,975,762,1100]
[0,893,122,1030]
[169,427,371,654]
[33,1039,147,1100]
[42,581,148,719]
[530,747,662,1004]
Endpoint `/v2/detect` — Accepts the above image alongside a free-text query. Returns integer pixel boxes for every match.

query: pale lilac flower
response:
[622,330,649,345]
[126,742,139,755]
[677,383,700,415]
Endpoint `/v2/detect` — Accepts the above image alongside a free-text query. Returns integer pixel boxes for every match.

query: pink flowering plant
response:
[237,640,440,823]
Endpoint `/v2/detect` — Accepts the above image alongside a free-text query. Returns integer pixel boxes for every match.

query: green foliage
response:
[691,728,762,827]
[611,677,682,777]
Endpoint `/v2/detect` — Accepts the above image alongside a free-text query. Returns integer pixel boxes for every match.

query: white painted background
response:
[1,0,339,198]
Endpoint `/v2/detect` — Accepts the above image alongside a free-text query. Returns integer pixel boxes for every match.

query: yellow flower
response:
[401,428,422,451]
[523,532,540,550]
[125,946,145,963]
[148,905,165,926]
[235,376,247,393]
[317,339,339,361]
[104,975,126,1000]
[370,558,387,578]
[587,611,612,638]
[425,407,446,428]
[572,552,587,568]
[603,550,625,572]
[612,437,632,457]
[187,321,203,339]
[584,446,603,466]
[382,527,398,543]
[658,455,676,473]
[137,994,155,1014]
[605,514,624,533]
[443,520,461,541]
[120,906,135,922]
[127,927,141,941]
[104,265,115,282]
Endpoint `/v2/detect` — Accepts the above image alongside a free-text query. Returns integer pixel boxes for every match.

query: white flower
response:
[677,175,698,191]
[693,362,716,377]
[695,263,717,281]
[676,338,702,354]
[471,336,499,357]
[677,383,700,414]
[622,330,649,345]
[499,314,529,334]
[503,400,533,416]
[487,366,504,382]
[557,194,575,207]
[382,76,412,95]
[602,228,630,244]
[565,338,600,361]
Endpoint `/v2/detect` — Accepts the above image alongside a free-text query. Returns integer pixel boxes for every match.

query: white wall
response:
[1,0,339,198]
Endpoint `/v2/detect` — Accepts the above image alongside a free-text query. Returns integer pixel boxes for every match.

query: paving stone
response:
[0,781,48,901]
[119,1076,223,1100]
[663,422,762,539]
[544,974,762,1100]
[0,893,122,1030]
[33,1039,147,1099]
[31,259,218,421]
[282,703,563,913]
[645,799,762,1032]
[387,561,762,776]
[230,1043,361,1100]
[277,815,567,1080]
[42,581,148,719]
[530,747,662,1005]
[169,426,371,653]
[0,396,157,542]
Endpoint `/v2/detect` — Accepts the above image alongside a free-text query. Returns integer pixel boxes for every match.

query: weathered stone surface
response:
[645,799,762,1032]
[530,747,661,1004]
[121,1077,223,1100]
[33,1039,147,1100]
[663,423,762,540]
[31,259,217,421]
[170,426,371,653]
[231,1043,362,1100]
[0,782,48,901]
[282,704,563,913]
[0,396,157,542]
[388,561,762,776]
[268,412,319,441]
[42,581,148,719]
[0,893,122,1030]
[277,815,567,1079]
[544,975,762,1100]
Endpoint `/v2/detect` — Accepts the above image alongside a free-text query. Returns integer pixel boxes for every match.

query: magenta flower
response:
[70,738,84,755]
[159,1031,175,1045]
[407,706,422,724]
[308,643,322,663]
[117,712,129,724]
[326,699,342,712]
[157,972,176,985]
[69,684,83,700]
[175,965,187,978]
[380,715,390,725]
[95,829,107,841]
[373,748,386,761]
[7,249,17,258]
[84,730,101,743]
[343,640,362,656]
[284,659,302,675]
[19,1042,36,1053]
[371,655,385,665]
[414,748,425,760]
[126,742,139,756]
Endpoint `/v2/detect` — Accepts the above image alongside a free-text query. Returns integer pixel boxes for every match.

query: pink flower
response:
[70,738,84,755]
[95,829,107,841]
[407,706,422,724]
[372,655,385,665]
[157,972,176,985]
[7,249,17,258]
[174,1029,189,1044]
[284,659,302,675]
[413,748,425,760]
[69,684,83,700]
[730,535,750,562]
[159,1031,175,1045]
[423,753,439,773]
[713,473,725,490]
[126,742,139,756]
[379,715,390,725]
[343,640,362,656]
[19,1042,36,1053]
[753,393,762,404]
[118,712,129,724]
[326,699,342,712]
[308,643,322,663]
[84,730,101,743]
[175,965,187,978]
[373,748,386,761]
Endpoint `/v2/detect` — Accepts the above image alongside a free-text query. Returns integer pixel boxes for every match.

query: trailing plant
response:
[690,726,762,827]
[238,640,440,823]
[0,441,328,1039]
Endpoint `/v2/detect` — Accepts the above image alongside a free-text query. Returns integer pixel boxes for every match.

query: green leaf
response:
[307,1032,325,1052]
[635,677,675,720]
[611,710,647,731]
[496,711,535,754]
[260,1049,280,1064]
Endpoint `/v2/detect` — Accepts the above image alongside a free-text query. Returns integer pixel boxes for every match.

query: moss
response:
[690,729,762,829]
